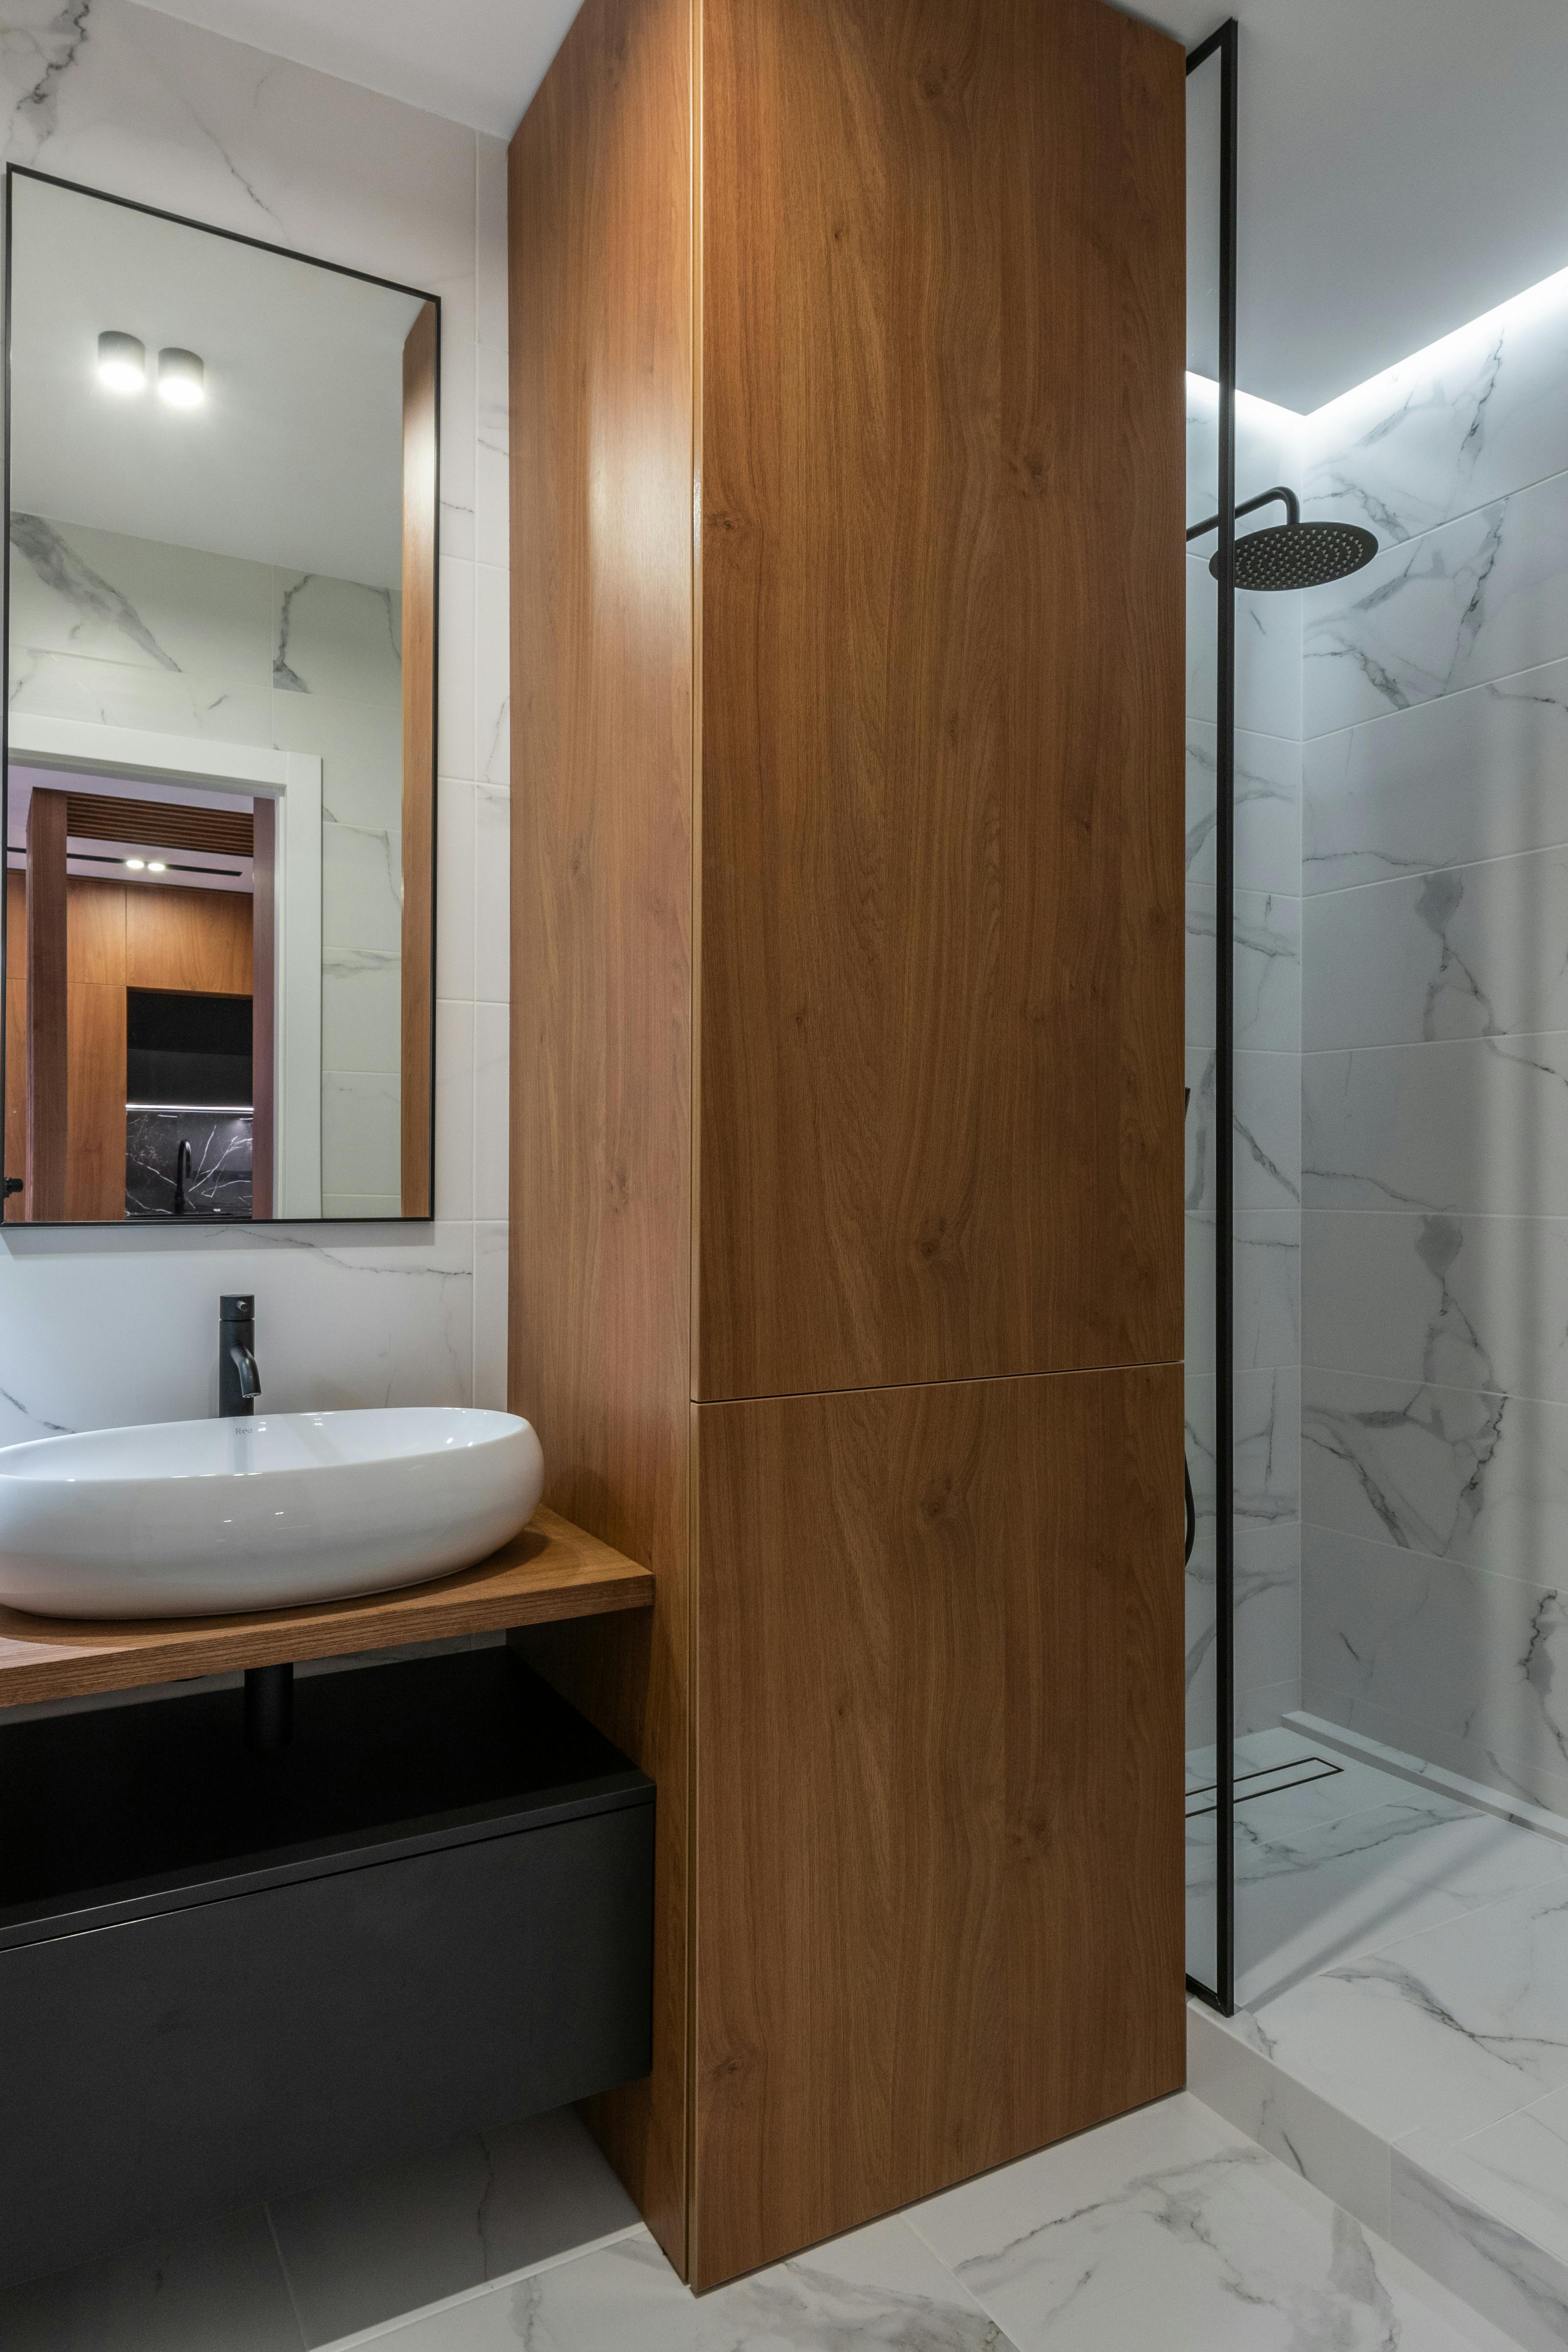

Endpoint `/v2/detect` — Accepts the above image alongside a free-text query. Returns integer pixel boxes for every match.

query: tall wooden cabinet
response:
[509,0,1185,2290]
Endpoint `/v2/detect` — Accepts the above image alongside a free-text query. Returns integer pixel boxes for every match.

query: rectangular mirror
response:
[2,168,438,1223]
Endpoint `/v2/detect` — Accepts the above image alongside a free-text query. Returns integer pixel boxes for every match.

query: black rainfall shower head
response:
[1187,485,1378,593]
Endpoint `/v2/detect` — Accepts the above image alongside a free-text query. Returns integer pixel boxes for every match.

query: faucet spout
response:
[219,1295,261,1418]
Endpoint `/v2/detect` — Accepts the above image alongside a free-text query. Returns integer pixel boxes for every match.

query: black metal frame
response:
[0,163,442,1226]
[1184,19,1238,2020]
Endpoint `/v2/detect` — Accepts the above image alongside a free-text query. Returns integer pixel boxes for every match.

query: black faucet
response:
[219,1294,261,1418]
[172,1137,193,1217]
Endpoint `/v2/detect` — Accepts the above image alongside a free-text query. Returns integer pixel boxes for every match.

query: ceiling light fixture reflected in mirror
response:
[124,857,146,870]
[156,346,204,408]
[96,329,146,394]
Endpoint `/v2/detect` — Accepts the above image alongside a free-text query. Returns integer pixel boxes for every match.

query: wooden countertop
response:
[0,1506,653,1708]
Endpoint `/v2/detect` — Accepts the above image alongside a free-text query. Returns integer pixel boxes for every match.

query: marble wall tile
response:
[439,554,477,782]
[475,135,510,354]
[271,570,400,705]
[1300,1367,1568,1579]
[1185,378,1302,534]
[1186,1209,1301,1374]
[1186,721,1303,897]
[1391,2144,1568,2352]
[1303,1034,1568,1215]
[1187,1367,1302,1542]
[434,1001,475,1222]
[475,562,510,788]
[1187,1047,1301,1216]
[1302,655,1568,893]
[436,776,477,1002]
[1302,1208,1568,1405]
[1300,1524,1568,1816]
[1188,554,1303,740]
[473,1219,508,1410]
[9,644,273,741]
[473,1001,510,1224]
[474,781,510,1004]
[475,343,511,572]
[1186,1518,1301,1743]
[1304,848,1568,1050]
[1187,885,1300,1053]
[321,1072,401,1207]
[10,513,274,684]
[1302,468,1568,737]
[1303,275,1568,548]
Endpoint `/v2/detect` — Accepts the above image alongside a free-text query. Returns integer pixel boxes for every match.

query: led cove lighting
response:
[97,329,146,395]
[157,347,205,408]
[147,860,167,873]
[124,857,146,870]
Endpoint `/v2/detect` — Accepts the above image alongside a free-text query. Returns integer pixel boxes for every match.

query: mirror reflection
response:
[3,170,438,1223]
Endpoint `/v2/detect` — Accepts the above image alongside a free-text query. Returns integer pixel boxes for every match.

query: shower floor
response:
[1187,1725,1568,2343]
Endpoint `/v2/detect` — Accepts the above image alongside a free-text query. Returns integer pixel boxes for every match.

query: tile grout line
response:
[316,2222,650,2350]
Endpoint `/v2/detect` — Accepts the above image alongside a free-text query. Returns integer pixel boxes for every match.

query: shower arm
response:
[1186,484,1300,544]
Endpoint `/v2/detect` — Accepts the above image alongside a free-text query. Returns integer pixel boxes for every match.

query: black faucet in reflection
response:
[172,1137,193,1217]
[219,1293,261,1419]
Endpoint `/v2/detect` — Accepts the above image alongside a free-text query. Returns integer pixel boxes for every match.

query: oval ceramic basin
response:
[0,1407,544,1619]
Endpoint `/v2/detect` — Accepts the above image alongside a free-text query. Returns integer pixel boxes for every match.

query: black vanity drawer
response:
[0,1653,654,2286]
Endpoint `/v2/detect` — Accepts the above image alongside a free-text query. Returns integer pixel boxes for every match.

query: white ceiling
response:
[10,173,426,587]
[137,0,1568,414]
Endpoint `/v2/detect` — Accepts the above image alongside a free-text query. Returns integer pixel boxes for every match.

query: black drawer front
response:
[0,1801,653,2287]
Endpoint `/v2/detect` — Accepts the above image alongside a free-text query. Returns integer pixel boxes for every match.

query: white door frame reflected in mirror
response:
[8,715,323,1218]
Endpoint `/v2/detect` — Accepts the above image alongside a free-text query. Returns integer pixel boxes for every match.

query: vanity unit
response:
[0,1518,656,2287]
[510,0,1186,2292]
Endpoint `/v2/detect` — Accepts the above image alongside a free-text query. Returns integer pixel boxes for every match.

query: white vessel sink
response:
[0,1407,544,1620]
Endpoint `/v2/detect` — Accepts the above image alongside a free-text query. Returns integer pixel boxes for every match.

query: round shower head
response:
[1210,519,1378,592]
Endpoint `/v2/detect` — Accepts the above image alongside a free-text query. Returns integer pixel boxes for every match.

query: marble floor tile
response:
[1391,2144,1568,2352]
[270,2109,639,2348]
[368,2214,1016,2351]
[1403,2091,1568,2273]
[1244,1872,1568,2146]
[909,2091,1478,2352]
[0,2205,303,2352]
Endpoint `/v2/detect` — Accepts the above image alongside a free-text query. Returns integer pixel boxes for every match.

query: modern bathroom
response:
[0,2,1564,2348]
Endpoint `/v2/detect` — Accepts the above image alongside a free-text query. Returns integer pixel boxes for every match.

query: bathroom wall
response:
[0,0,511,1427]
[10,512,408,1213]
[1297,268,1568,1813]
[1185,378,1306,1750]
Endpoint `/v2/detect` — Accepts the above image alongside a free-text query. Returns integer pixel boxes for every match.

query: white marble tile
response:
[439,282,478,574]
[379,2215,1015,2352]
[1186,1998,1393,2239]
[1303,1034,1568,1215]
[473,1003,510,1225]
[1186,1048,1301,1216]
[1300,1522,1568,1816]
[1391,2145,1568,2352]
[322,1072,401,1203]
[434,1001,475,1221]
[475,343,511,572]
[9,644,273,741]
[1187,887,1300,1054]
[1302,468,1568,737]
[436,777,477,1003]
[268,2107,638,2348]
[10,513,274,684]
[1303,1209,1568,1404]
[472,1221,508,1411]
[1186,723,1303,898]
[0,2203,302,2351]
[269,687,403,832]
[1408,2091,1568,2277]
[271,571,400,706]
[1186,1210,1301,1375]
[474,783,510,1004]
[1303,655,1568,894]
[910,2089,1476,2352]
[474,563,510,788]
[1304,847,1568,1051]
[1188,553,1304,740]
[1301,1366,1568,1581]
[1186,1520,1301,1748]
[475,135,510,354]
[1185,1366,1301,1547]
[439,555,476,782]
[0,1222,475,1438]
[1244,1871,1568,2146]
[1304,278,1568,548]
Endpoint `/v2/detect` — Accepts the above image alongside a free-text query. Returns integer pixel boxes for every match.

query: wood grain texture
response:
[508,0,695,2276]
[691,1364,1185,2287]
[24,786,68,1221]
[0,1507,652,1709]
[252,797,276,1220]
[124,883,251,996]
[65,980,127,1221]
[5,872,25,1193]
[63,795,253,857]
[401,298,438,1218]
[696,0,1185,1400]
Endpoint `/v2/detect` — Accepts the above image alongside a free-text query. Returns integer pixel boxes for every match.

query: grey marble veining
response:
[1302,467,1568,736]
[1303,654,1568,892]
[1303,1031,1568,1215]
[1304,847,1568,1050]
[1391,2145,1568,2352]
[1302,277,1568,549]
[1187,886,1301,1054]
[1303,1208,1568,1406]
[1186,1209,1301,1375]
[1187,721,1304,897]
[1187,1047,1301,1217]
